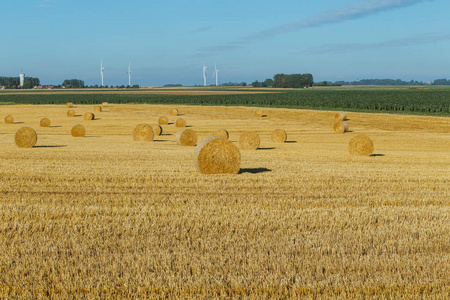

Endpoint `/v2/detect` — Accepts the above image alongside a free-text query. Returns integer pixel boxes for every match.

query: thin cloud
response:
[305,32,450,55]
[188,26,213,34]
[37,0,54,8]
[249,0,434,40]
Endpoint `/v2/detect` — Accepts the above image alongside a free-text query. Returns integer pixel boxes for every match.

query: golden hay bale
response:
[71,124,86,137]
[254,110,263,117]
[5,115,14,124]
[175,117,186,127]
[94,106,102,112]
[15,127,37,148]
[133,123,154,141]
[213,129,229,140]
[333,122,349,134]
[349,135,374,156]
[102,102,108,106]
[150,124,163,136]
[239,131,260,150]
[170,108,179,116]
[84,112,95,120]
[175,129,197,146]
[66,102,74,108]
[40,117,51,127]
[158,116,169,125]
[194,136,241,174]
[67,109,76,117]
[334,111,347,122]
[272,129,287,143]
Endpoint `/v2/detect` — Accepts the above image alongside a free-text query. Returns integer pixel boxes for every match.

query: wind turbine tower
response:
[127,62,131,86]
[100,58,105,86]
[203,62,207,86]
[212,63,219,86]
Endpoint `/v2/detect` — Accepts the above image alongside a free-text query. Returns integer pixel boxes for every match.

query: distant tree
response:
[132,84,140,88]
[251,80,261,87]
[241,82,247,86]
[263,78,273,87]
[62,79,84,88]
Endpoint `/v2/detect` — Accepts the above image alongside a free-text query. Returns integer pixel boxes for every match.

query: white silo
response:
[19,72,25,86]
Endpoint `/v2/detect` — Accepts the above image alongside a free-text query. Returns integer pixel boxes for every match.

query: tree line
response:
[0,76,40,89]
[252,74,314,88]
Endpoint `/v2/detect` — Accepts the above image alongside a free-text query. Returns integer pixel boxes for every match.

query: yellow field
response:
[0,104,448,298]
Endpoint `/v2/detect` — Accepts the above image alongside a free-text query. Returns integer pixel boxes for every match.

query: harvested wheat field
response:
[0,104,448,298]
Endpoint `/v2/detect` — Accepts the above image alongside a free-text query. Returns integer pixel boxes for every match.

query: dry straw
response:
[349,135,374,156]
[150,124,162,136]
[333,122,349,134]
[239,131,260,150]
[67,109,75,117]
[40,117,51,127]
[4,115,14,124]
[194,136,241,174]
[213,129,229,140]
[175,118,186,127]
[254,110,263,117]
[66,102,74,108]
[102,102,108,106]
[94,106,102,112]
[170,108,179,116]
[158,116,169,125]
[71,124,86,137]
[175,129,197,146]
[84,112,95,120]
[133,123,154,141]
[334,112,347,122]
[272,129,287,143]
[15,127,37,148]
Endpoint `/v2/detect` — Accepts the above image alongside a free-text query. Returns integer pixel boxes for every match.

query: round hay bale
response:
[194,137,241,174]
[15,127,37,148]
[150,124,163,136]
[40,117,51,127]
[5,115,14,124]
[349,135,374,156]
[66,102,74,108]
[254,110,263,117]
[133,123,154,141]
[175,129,197,146]
[94,105,102,112]
[213,128,229,140]
[334,111,347,122]
[67,109,76,117]
[333,122,349,134]
[170,108,179,116]
[239,131,260,150]
[158,116,169,125]
[102,102,108,107]
[84,112,95,120]
[272,129,287,143]
[71,124,86,137]
[175,117,186,127]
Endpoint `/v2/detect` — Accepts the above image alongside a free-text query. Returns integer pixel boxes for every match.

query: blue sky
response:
[0,0,449,86]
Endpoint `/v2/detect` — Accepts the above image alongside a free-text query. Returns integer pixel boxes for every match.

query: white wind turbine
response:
[100,58,105,87]
[203,62,207,86]
[211,63,219,86]
[126,62,131,86]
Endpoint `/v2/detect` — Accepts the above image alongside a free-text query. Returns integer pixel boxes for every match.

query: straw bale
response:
[175,129,197,146]
[150,124,163,136]
[334,112,347,122]
[194,136,241,174]
[213,129,229,140]
[170,108,179,116]
[94,106,102,112]
[67,109,76,117]
[272,129,287,143]
[84,112,95,120]
[239,131,260,150]
[175,118,186,127]
[254,110,263,117]
[133,123,154,141]
[333,122,349,134]
[71,124,86,137]
[102,102,108,106]
[349,135,374,156]
[15,127,37,148]
[4,115,14,124]
[40,117,51,127]
[66,102,73,108]
[158,116,169,125]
